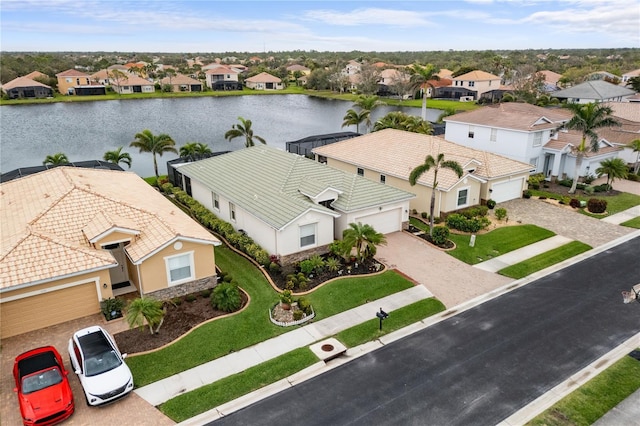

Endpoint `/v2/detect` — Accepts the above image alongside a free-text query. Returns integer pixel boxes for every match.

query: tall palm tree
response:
[631,139,640,174]
[103,146,132,169]
[409,63,440,121]
[341,222,386,263]
[126,297,165,335]
[562,103,621,193]
[224,116,266,148]
[342,109,369,133]
[373,111,432,135]
[43,153,69,166]
[179,142,212,158]
[130,129,177,179]
[595,158,628,190]
[409,153,463,236]
[352,95,382,133]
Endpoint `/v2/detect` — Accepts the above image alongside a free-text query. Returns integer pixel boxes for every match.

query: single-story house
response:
[172,146,415,263]
[160,73,202,92]
[1,76,53,99]
[552,80,635,104]
[111,74,155,94]
[0,167,220,338]
[245,72,284,90]
[313,129,534,214]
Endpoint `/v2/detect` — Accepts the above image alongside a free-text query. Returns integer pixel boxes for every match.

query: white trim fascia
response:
[89,227,140,244]
[132,236,220,265]
[278,207,341,231]
[485,170,533,181]
[0,276,101,303]
[99,238,133,247]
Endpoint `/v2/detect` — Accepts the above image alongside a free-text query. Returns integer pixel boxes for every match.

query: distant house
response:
[160,73,202,92]
[621,68,640,84]
[172,146,414,264]
[552,80,635,104]
[537,70,563,92]
[343,60,361,76]
[23,71,50,81]
[205,66,242,90]
[2,76,53,99]
[286,64,311,76]
[0,167,220,338]
[56,69,105,95]
[91,69,113,85]
[451,70,501,99]
[377,69,411,97]
[245,72,283,90]
[313,129,534,211]
[111,74,155,94]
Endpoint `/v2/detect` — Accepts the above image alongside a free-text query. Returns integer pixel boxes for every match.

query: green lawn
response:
[159,297,445,422]
[498,241,592,279]
[448,225,556,265]
[531,190,640,218]
[126,246,415,386]
[527,353,640,426]
[621,216,640,228]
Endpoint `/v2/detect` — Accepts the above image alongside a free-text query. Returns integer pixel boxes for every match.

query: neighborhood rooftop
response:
[444,102,572,131]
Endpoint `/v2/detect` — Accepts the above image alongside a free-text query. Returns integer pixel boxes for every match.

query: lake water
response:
[0,95,440,177]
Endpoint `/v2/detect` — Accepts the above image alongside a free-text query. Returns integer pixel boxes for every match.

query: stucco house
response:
[171,146,414,263]
[55,69,105,95]
[1,76,53,99]
[451,70,501,99]
[313,129,533,214]
[160,73,203,92]
[0,168,220,338]
[111,74,155,94]
[245,72,283,90]
[621,68,640,85]
[205,66,241,90]
[552,80,635,104]
[444,103,622,181]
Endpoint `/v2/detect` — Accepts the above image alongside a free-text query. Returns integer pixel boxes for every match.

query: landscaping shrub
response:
[299,259,314,275]
[161,182,174,193]
[584,186,595,195]
[421,212,428,219]
[325,257,341,272]
[558,179,586,190]
[431,226,450,246]
[477,206,489,217]
[559,196,571,205]
[587,198,607,214]
[523,190,532,199]
[170,297,182,306]
[200,289,212,298]
[411,209,417,215]
[185,294,197,303]
[445,213,490,233]
[628,173,639,182]
[583,174,596,184]
[569,198,581,208]
[269,262,281,273]
[486,199,496,209]
[494,208,507,220]
[211,282,242,312]
[297,297,312,315]
[594,183,609,192]
[292,310,304,321]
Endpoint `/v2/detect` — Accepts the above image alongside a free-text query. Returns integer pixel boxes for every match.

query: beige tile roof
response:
[549,131,623,157]
[23,71,49,80]
[2,77,52,91]
[445,103,572,131]
[602,102,640,123]
[160,73,202,85]
[56,69,90,77]
[1,168,219,289]
[205,65,238,75]
[537,70,562,86]
[452,70,501,81]
[312,129,533,190]
[246,72,281,83]
[112,74,154,86]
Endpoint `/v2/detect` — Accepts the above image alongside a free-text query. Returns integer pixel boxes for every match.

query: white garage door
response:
[491,178,524,203]
[354,208,402,234]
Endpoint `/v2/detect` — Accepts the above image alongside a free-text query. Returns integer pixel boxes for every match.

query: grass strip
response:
[498,241,592,279]
[621,216,640,229]
[448,225,555,265]
[527,352,640,426]
[159,348,318,422]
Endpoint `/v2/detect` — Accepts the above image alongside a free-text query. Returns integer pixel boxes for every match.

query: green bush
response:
[559,196,571,205]
[431,226,450,246]
[211,283,242,312]
[279,289,293,305]
[421,212,428,219]
[299,259,315,275]
[587,198,607,214]
[594,183,609,192]
[161,182,174,193]
[292,310,304,321]
[100,297,125,319]
[628,173,639,182]
[269,262,281,273]
[494,207,507,220]
[170,297,182,306]
[486,199,496,209]
[584,185,595,195]
[445,214,490,233]
[297,297,312,315]
[185,294,197,302]
[200,289,212,298]
[325,257,341,272]
[523,190,532,199]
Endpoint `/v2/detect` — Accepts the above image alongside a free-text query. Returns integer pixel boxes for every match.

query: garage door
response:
[1,282,100,338]
[491,178,524,203]
[354,208,402,234]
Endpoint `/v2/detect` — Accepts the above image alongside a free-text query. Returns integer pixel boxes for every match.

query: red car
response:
[13,346,74,426]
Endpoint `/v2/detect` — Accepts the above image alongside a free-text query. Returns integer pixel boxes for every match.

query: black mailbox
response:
[376,308,389,330]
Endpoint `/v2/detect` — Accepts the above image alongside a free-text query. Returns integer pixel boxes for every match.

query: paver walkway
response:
[135,285,432,406]
[474,235,574,272]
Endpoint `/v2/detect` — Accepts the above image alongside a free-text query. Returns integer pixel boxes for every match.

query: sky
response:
[1,0,638,53]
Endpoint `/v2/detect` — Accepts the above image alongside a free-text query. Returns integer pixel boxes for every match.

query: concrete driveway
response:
[0,313,175,426]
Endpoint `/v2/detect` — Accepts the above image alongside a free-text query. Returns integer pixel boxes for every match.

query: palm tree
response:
[409,153,463,236]
[631,139,640,174]
[43,153,69,166]
[130,129,177,180]
[437,107,458,123]
[341,222,386,263]
[352,95,382,133]
[373,111,432,134]
[179,142,212,158]
[409,63,440,121]
[342,109,370,133]
[126,297,165,335]
[562,103,621,193]
[103,146,132,169]
[224,116,266,148]
[595,158,628,190]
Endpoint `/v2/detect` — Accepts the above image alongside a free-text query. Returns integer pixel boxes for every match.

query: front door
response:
[543,154,553,179]
[104,243,129,285]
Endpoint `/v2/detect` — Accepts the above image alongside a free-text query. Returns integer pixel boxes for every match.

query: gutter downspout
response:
[136,264,143,297]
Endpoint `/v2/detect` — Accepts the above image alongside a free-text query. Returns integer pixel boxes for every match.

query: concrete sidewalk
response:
[473,235,574,273]
[593,388,640,426]
[601,205,640,225]
[135,285,432,406]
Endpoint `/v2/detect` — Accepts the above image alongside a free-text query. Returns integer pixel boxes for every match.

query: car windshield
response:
[84,350,121,376]
[21,367,63,394]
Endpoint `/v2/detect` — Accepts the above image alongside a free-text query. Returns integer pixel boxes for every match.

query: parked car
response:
[13,346,74,426]
[68,325,133,406]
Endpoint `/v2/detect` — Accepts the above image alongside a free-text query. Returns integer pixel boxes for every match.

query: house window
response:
[533,132,543,146]
[469,81,475,87]
[212,192,219,210]
[66,78,72,83]
[357,167,364,176]
[490,128,497,142]
[457,188,469,207]
[166,252,194,285]
[229,202,236,222]
[530,157,539,170]
[380,174,386,184]
[300,223,316,248]
[468,126,475,139]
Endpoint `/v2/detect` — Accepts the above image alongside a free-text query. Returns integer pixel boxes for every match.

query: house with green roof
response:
[173,146,415,263]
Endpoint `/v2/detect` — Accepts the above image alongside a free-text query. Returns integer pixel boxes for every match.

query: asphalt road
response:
[211,236,640,426]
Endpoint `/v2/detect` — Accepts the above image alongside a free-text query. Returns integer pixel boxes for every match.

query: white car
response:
[68,326,133,406]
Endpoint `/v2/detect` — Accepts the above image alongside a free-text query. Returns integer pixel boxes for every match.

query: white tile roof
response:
[445,103,572,131]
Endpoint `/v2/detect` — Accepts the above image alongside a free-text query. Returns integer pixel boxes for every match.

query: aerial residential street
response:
[211,236,640,426]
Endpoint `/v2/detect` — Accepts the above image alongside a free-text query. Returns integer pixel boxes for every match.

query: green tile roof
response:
[178,146,415,230]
